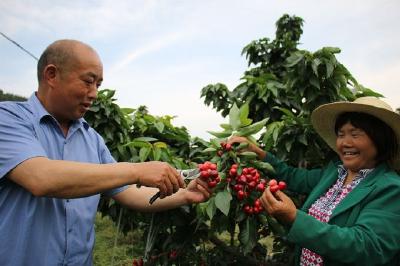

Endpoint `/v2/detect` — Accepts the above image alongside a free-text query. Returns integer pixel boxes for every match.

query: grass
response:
[93,213,144,266]
[93,213,276,265]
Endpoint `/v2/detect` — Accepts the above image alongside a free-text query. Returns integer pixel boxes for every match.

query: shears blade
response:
[178,168,200,180]
[149,168,200,205]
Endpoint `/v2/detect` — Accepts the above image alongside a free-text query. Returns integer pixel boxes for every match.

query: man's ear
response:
[43,64,58,85]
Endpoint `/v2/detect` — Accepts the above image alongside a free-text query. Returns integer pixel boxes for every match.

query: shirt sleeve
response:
[264,152,326,194]
[95,132,128,197]
[0,103,47,179]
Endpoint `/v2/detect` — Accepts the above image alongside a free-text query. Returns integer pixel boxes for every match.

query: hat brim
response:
[311,101,400,171]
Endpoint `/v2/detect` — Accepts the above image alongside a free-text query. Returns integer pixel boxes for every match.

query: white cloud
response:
[108,31,184,74]
[2,0,400,138]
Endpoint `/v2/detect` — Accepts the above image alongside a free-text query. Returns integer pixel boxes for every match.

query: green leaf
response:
[229,103,241,130]
[311,58,321,76]
[124,141,151,149]
[238,217,257,254]
[206,197,217,219]
[139,147,151,162]
[152,147,162,161]
[235,118,268,137]
[253,161,275,173]
[104,127,113,141]
[219,123,232,130]
[239,151,258,159]
[239,103,252,127]
[210,138,221,148]
[154,122,165,133]
[134,137,158,142]
[326,62,334,78]
[120,108,135,114]
[153,142,167,149]
[298,134,308,145]
[236,142,249,150]
[107,90,116,98]
[202,147,217,153]
[285,51,304,67]
[207,130,232,138]
[215,190,232,216]
[310,75,320,89]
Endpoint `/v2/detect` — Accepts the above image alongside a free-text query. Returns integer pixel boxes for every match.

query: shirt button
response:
[68,228,72,233]
[66,199,70,202]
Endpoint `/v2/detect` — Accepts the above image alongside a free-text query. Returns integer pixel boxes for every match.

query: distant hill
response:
[0,89,27,101]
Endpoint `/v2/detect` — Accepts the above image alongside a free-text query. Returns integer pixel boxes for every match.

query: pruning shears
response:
[149,168,200,204]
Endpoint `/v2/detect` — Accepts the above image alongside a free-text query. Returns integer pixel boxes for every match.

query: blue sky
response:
[1,0,399,139]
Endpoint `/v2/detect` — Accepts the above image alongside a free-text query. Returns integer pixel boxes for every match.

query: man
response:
[0,39,211,266]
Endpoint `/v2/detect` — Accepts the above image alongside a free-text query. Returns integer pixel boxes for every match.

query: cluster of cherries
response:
[228,164,266,197]
[226,164,266,215]
[217,142,232,156]
[198,161,221,188]
[226,164,288,215]
[268,179,287,193]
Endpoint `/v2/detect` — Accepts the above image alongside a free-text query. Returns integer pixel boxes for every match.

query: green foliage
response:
[0,89,27,102]
[200,14,382,167]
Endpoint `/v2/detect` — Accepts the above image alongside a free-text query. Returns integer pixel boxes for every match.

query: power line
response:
[0,32,38,61]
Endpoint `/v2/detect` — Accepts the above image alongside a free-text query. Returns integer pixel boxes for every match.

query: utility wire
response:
[0,31,39,61]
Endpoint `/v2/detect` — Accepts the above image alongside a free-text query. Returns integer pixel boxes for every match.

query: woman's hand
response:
[227,136,266,160]
[260,188,297,225]
[183,178,213,204]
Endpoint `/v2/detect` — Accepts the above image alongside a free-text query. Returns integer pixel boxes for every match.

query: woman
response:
[230,97,400,265]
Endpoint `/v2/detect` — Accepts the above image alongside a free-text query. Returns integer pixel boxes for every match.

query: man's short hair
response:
[37,39,91,83]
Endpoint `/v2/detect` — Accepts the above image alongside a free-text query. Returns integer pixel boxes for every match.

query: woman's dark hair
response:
[334,112,398,164]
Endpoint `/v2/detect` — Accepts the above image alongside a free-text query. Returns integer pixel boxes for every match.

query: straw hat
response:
[311,96,400,171]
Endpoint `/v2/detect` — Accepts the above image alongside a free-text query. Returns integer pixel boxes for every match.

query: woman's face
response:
[336,122,377,173]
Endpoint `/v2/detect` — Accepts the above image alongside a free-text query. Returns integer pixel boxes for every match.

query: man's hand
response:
[259,188,297,225]
[131,161,185,199]
[183,178,213,204]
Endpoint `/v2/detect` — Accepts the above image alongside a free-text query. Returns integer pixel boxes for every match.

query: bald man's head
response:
[37,39,99,83]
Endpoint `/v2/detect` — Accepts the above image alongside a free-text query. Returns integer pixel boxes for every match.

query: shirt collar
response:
[337,164,374,181]
[28,92,89,130]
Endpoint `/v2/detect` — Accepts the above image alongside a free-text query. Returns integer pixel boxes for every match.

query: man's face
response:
[51,46,103,123]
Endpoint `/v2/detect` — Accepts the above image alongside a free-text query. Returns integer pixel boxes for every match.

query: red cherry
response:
[278,181,287,190]
[225,143,232,151]
[254,199,261,207]
[237,190,245,200]
[270,184,280,193]
[169,250,178,259]
[210,170,218,177]
[231,164,238,169]
[242,168,249,175]
[256,183,265,192]
[209,163,217,170]
[239,175,247,184]
[268,179,278,186]
[208,180,217,188]
[229,168,237,176]
[248,181,257,189]
[234,184,243,192]
[200,170,209,179]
